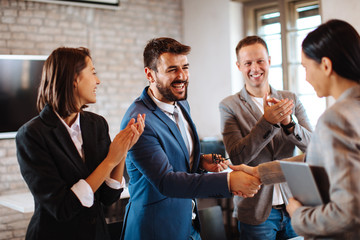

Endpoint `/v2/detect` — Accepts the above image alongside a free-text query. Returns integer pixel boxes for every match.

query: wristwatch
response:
[281,115,296,133]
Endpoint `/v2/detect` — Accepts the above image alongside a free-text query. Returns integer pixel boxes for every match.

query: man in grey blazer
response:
[219,36,312,240]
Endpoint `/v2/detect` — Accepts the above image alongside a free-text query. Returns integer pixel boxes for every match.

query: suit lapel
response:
[40,105,87,176]
[80,113,96,174]
[240,87,276,156]
[53,126,88,175]
[239,88,263,121]
[152,107,190,163]
[140,87,192,170]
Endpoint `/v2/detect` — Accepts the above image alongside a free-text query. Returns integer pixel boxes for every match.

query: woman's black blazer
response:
[16,105,122,240]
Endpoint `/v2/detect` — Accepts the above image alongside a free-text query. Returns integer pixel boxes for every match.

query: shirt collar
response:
[54,110,81,135]
[147,88,177,115]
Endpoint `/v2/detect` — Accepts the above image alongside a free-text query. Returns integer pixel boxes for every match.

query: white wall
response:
[321,0,360,32]
[183,0,243,139]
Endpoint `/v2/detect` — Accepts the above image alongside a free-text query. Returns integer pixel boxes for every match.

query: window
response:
[243,0,325,128]
[257,8,283,90]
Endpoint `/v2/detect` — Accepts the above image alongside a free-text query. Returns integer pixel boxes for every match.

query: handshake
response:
[199,154,261,198]
[229,164,261,198]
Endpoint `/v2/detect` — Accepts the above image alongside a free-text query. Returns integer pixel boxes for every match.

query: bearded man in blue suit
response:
[120,37,261,240]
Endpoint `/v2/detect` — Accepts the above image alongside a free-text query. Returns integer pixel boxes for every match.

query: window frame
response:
[243,0,321,91]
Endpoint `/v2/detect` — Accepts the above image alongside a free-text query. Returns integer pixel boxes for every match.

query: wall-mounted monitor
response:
[0,55,47,139]
[66,0,119,6]
[26,0,120,9]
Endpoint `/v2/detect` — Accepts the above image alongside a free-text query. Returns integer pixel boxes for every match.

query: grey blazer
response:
[219,86,312,224]
[259,85,360,239]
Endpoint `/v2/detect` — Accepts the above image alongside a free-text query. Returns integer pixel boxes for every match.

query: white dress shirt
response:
[251,96,284,206]
[55,111,125,207]
[147,89,195,169]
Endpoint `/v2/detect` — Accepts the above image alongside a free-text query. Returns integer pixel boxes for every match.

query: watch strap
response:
[281,115,296,129]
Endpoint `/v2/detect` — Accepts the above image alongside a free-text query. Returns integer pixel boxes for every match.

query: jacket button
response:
[263,131,271,139]
[295,135,302,141]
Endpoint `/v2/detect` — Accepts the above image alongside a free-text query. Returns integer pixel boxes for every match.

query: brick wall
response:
[0,0,183,239]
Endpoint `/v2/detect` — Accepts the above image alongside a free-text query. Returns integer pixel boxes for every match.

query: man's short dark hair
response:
[143,37,191,71]
[235,36,269,61]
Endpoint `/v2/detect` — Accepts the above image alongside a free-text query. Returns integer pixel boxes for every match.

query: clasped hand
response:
[200,155,262,198]
[229,164,261,198]
[229,164,304,214]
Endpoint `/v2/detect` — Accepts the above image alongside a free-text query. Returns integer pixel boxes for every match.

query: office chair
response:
[198,205,227,240]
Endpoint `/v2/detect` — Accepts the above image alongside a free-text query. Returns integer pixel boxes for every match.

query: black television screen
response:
[0,55,47,139]
[27,0,120,8]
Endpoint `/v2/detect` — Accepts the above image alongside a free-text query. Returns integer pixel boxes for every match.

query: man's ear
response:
[321,57,333,76]
[236,61,241,71]
[145,67,155,83]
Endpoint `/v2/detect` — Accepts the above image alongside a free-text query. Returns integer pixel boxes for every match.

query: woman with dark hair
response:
[16,47,145,240]
[231,19,360,239]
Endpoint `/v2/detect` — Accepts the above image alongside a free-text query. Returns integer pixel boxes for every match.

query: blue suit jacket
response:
[120,87,231,240]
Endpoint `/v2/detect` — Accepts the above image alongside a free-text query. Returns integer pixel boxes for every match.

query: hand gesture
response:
[107,114,145,167]
[200,153,229,172]
[229,164,259,178]
[263,92,294,125]
[128,113,146,149]
[229,170,261,198]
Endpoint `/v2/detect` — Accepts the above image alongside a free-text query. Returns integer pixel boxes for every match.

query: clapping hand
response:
[128,113,146,149]
[107,114,145,166]
[263,92,293,125]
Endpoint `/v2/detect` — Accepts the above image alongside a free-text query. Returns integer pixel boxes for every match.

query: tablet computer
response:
[280,161,330,206]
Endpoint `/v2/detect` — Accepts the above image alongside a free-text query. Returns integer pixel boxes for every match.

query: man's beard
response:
[155,80,188,102]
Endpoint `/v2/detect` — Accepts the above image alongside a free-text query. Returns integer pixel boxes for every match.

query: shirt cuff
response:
[71,179,94,208]
[105,177,126,189]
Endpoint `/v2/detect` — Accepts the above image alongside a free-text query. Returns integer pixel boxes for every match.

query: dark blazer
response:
[120,87,232,240]
[16,105,123,240]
